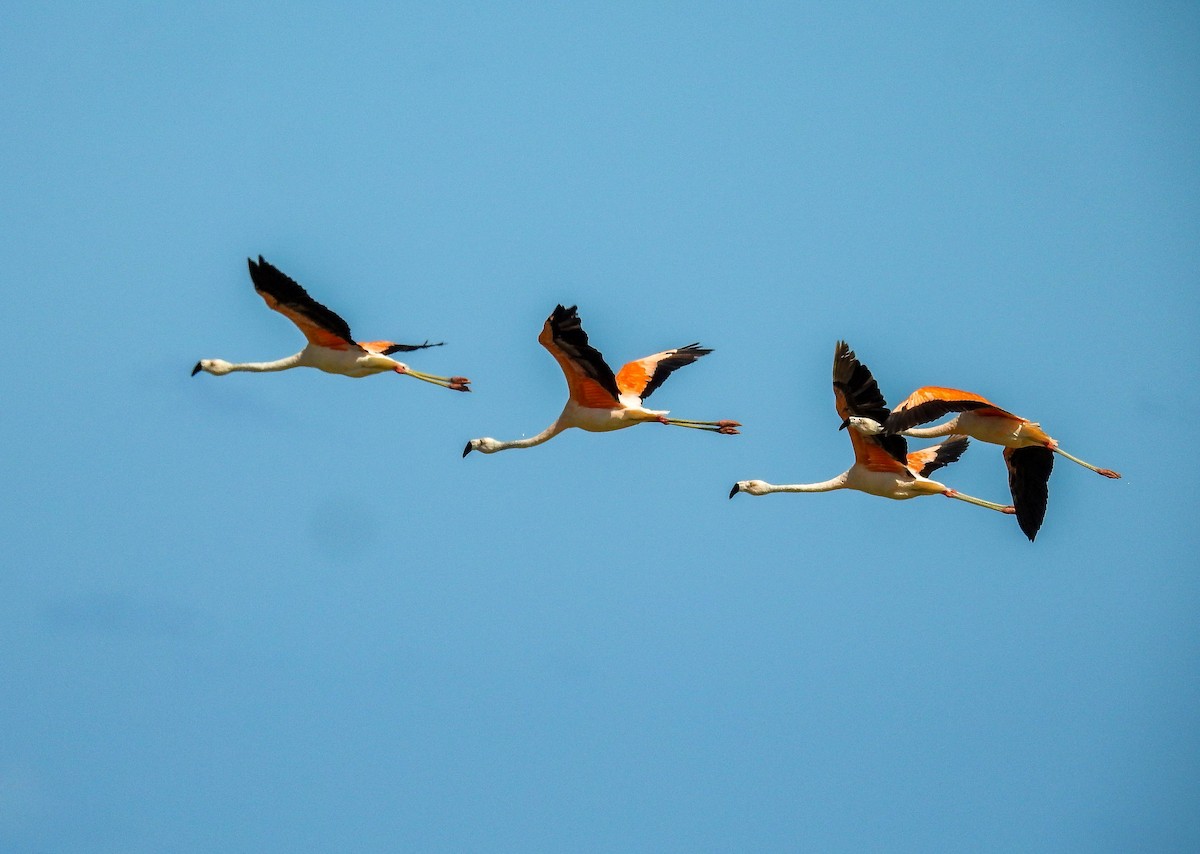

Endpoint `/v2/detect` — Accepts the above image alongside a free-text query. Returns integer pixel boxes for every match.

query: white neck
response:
[489,422,565,452]
[760,474,848,494]
[901,419,957,439]
[225,353,304,373]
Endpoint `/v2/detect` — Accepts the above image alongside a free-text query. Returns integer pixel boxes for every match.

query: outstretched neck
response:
[764,474,848,494]
[493,422,565,452]
[901,418,957,439]
[227,353,304,373]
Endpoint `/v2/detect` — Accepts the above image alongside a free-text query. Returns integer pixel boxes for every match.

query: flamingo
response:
[463,304,740,456]
[192,256,470,391]
[730,341,1015,520]
[843,387,1120,541]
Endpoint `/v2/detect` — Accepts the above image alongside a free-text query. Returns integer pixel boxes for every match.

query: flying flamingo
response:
[463,304,740,456]
[842,387,1120,540]
[192,256,470,391]
[730,341,1014,520]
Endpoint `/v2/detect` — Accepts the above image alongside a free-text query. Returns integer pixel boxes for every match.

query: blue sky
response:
[2,2,1197,851]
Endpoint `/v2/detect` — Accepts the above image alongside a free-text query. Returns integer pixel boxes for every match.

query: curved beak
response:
[462,441,474,458]
[191,362,202,377]
[728,483,740,499]
[838,418,849,431]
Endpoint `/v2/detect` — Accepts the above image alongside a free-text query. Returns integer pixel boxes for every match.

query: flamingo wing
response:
[539,305,622,409]
[885,386,1011,434]
[248,256,357,351]
[1004,446,1054,541]
[854,435,914,474]
[832,341,909,467]
[615,343,712,401]
[907,435,970,478]
[358,340,445,355]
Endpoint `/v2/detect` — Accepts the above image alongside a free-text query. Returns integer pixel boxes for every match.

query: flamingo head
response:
[729,480,770,498]
[844,416,885,435]
[463,438,502,457]
[192,359,233,376]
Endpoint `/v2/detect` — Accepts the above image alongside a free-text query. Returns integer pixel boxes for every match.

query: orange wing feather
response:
[853,431,910,474]
[905,435,969,477]
[832,382,855,426]
[538,311,621,409]
[615,344,711,401]
[255,291,355,350]
[905,445,939,473]
[835,380,903,471]
[893,386,996,409]
[615,359,653,398]
[886,386,1015,432]
[359,339,445,356]
[248,257,357,351]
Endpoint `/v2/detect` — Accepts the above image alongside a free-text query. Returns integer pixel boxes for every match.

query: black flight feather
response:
[832,341,909,463]
[248,256,355,344]
[885,398,990,434]
[381,340,444,354]
[547,305,621,401]
[641,343,712,401]
[914,436,970,478]
[1005,446,1054,542]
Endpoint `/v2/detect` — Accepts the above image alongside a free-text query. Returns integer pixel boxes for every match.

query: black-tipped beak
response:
[191,362,202,377]
[462,442,474,458]
[838,418,849,431]
[728,483,740,499]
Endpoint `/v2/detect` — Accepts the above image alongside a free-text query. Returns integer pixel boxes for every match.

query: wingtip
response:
[1012,506,1041,542]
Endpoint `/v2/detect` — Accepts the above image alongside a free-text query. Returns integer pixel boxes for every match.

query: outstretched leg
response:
[1048,442,1120,478]
[943,489,1016,514]
[658,415,740,435]
[395,365,471,392]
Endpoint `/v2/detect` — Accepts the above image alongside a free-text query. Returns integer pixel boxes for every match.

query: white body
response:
[300,346,402,377]
[850,412,1042,449]
[466,399,672,454]
[194,255,470,391]
[565,397,669,432]
[198,346,405,377]
[736,468,949,501]
[902,412,1035,448]
[463,305,739,456]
